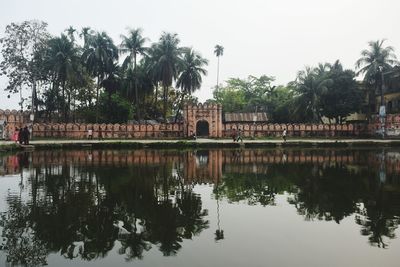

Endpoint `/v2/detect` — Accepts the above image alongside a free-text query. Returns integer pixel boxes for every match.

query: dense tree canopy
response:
[0,21,207,123]
[212,61,366,123]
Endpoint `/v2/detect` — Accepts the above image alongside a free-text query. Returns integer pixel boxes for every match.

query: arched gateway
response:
[183,103,223,138]
[196,120,209,136]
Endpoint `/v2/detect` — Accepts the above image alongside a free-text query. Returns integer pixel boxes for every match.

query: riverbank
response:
[1,138,400,152]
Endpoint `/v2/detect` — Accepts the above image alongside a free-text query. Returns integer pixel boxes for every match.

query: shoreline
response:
[1,138,400,152]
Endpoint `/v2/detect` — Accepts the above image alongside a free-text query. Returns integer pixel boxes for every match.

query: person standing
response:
[88,128,93,139]
[282,128,287,142]
[13,128,19,143]
[98,128,103,140]
[18,127,23,144]
[23,126,30,145]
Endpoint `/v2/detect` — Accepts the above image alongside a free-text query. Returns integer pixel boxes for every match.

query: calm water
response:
[0,148,400,267]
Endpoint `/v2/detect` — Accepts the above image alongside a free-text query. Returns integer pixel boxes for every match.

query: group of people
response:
[230,128,287,142]
[12,126,30,145]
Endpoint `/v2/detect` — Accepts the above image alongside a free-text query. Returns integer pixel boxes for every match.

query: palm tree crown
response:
[356,39,398,109]
[214,45,224,57]
[151,32,182,120]
[177,48,208,95]
[294,66,332,123]
[44,34,80,120]
[120,28,148,70]
[120,28,148,120]
[81,31,118,121]
[356,39,397,81]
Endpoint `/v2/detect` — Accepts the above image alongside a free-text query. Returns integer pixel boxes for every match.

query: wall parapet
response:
[223,123,366,137]
[31,123,183,139]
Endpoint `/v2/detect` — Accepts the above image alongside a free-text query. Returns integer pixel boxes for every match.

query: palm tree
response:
[44,34,80,121]
[175,48,208,120]
[120,28,148,121]
[153,32,182,121]
[79,27,93,48]
[143,44,163,107]
[177,48,208,95]
[294,66,332,123]
[81,31,118,122]
[356,39,398,108]
[214,45,224,89]
[65,26,76,43]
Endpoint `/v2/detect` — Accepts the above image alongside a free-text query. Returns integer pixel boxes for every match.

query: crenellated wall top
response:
[184,103,222,111]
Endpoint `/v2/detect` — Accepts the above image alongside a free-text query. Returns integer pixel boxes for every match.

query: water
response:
[0,148,400,267]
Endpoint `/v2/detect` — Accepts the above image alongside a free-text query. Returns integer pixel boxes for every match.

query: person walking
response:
[282,128,287,142]
[236,129,243,143]
[231,129,237,142]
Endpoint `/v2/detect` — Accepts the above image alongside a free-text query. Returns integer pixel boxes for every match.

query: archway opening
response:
[196,120,209,137]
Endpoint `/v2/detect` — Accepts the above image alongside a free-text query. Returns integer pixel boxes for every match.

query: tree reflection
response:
[216,149,400,248]
[0,195,47,266]
[2,147,400,267]
[0,153,209,265]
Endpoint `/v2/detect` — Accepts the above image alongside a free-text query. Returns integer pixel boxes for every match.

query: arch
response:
[196,120,209,136]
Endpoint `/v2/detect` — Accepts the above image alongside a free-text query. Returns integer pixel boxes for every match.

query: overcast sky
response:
[1,0,399,110]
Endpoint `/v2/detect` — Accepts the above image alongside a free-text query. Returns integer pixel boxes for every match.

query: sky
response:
[0,0,399,110]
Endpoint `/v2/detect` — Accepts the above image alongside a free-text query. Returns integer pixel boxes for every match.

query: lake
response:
[0,148,400,267]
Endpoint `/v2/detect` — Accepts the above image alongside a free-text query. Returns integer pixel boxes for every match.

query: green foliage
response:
[320,61,363,123]
[292,65,333,123]
[213,85,246,112]
[0,20,50,110]
[0,22,209,123]
[212,75,295,122]
[98,92,132,123]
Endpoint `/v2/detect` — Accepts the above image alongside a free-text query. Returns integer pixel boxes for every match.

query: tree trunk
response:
[96,75,100,123]
[154,82,159,105]
[216,56,220,89]
[163,85,168,122]
[174,92,186,122]
[62,80,66,122]
[32,77,36,117]
[134,54,140,121]
[67,91,71,122]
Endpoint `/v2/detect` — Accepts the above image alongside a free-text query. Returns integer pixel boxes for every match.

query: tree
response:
[65,26,76,43]
[79,27,93,48]
[212,85,246,112]
[98,92,132,123]
[120,28,148,121]
[320,61,363,123]
[214,45,224,89]
[211,75,276,114]
[81,31,119,122]
[43,34,81,121]
[0,20,50,112]
[152,32,182,121]
[293,66,332,123]
[175,48,208,120]
[355,39,398,115]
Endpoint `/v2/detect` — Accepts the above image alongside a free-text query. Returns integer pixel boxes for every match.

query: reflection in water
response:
[0,148,400,265]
